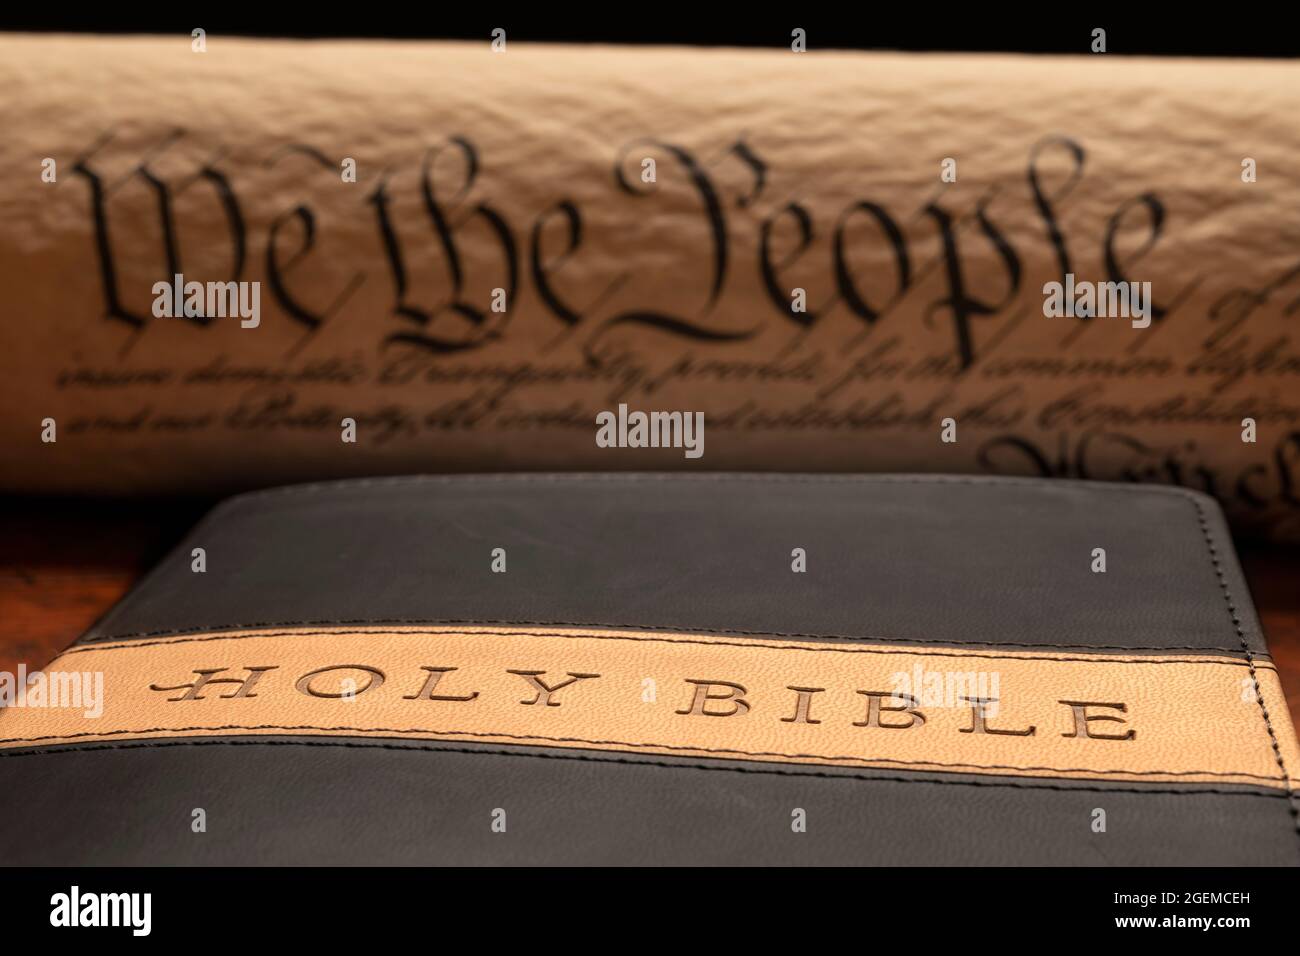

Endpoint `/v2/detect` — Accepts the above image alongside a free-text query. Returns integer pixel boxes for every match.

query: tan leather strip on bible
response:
[2,626,1296,788]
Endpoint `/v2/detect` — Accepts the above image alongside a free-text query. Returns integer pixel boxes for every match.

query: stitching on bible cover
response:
[59,628,1271,668]
[1,721,1296,783]
[80,620,1256,653]
[1187,494,1300,841]
[0,737,1293,801]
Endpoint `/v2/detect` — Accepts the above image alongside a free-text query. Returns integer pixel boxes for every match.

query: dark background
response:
[1,10,1296,57]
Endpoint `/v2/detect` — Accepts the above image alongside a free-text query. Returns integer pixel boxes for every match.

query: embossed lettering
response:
[780,685,825,725]
[676,679,751,717]
[403,666,480,702]
[150,666,276,702]
[1059,700,1135,740]
[507,669,600,706]
[959,696,1035,736]
[854,690,926,729]
[295,665,385,698]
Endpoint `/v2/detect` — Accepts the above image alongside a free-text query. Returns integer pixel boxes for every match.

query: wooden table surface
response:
[3,496,1299,733]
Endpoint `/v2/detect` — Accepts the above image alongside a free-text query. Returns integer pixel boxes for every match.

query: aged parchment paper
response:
[1,36,1298,538]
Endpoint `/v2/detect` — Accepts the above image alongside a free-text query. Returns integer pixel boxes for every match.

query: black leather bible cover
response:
[2,474,1297,864]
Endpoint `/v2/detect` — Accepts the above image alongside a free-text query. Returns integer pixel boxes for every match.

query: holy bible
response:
[0,474,1296,864]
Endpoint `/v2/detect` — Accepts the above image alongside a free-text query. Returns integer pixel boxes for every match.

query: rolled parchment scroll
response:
[1,35,1298,538]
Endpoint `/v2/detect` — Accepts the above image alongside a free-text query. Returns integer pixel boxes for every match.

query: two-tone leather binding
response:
[2,474,1296,864]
